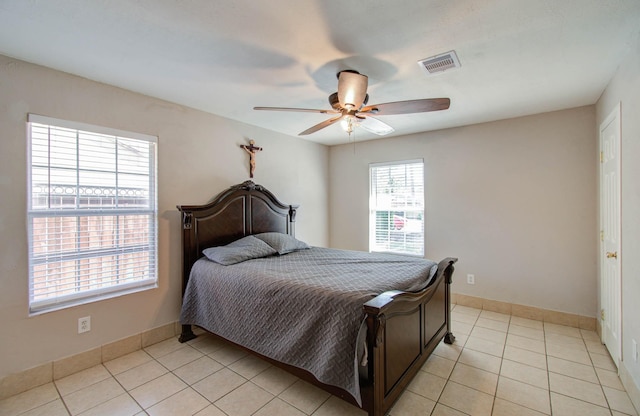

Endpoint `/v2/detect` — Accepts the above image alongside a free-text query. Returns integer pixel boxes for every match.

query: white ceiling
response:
[1,0,639,145]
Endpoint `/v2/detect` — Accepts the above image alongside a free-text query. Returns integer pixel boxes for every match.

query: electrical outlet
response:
[78,316,91,334]
[467,274,475,285]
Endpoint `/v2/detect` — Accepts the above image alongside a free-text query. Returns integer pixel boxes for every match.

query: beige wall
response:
[329,106,597,317]
[596,33,640,406]
[0,55,329,378]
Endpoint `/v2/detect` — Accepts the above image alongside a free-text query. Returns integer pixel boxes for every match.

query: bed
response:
[177,181,457,416]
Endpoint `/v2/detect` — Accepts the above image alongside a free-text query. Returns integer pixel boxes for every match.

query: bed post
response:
[443,259,456,344]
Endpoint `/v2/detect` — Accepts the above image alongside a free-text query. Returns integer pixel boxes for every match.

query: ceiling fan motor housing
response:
[329,92,368,110]
[337,70,368,109]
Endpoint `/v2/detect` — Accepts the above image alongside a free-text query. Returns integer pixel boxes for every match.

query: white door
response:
[600,103,621,368]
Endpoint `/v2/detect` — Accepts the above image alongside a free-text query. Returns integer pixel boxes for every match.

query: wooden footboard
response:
[361,257,457,416]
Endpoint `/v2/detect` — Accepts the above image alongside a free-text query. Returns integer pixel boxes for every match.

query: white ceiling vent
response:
[418,51,461,75]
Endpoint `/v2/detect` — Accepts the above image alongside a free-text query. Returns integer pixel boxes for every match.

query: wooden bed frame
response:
[177,181,457,416]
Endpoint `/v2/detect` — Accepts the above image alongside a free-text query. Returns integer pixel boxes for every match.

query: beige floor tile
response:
[55,365,111,396]
[194,404,227,416]
[595,367,625,390]
[115,360,169,391]
[253,398,306,416]
[470,326,507,344]
[206,344,247,366]
[214,382,274,416]
[188,335,227,355]
[612,412,635,416]
[510,316,543,330]
[452,311,479,325]
[421,354,456,378]
[156,345,204,371]
[251,366,298,395]
[581,329,601,342]
[63,378,125,415]
[457,348,502,374]
[508,323,545,340]
[192,368,246,403]
[450,363,498,395]
[548,372,607,408]
[590,352,617,371]
[129,373,187,409]
[430,403,468,416]
[549,392,611,416]
[311,396,367,416]
[433,339,463,361]
[506,333,546,354]
[602,386,639,415]
[500,360,548,389]
[464,336,505,357]
[227,355,271,379]
[20,398,69,416]
[406,371,447,401]
[453,305,482,316]
[279,380,331,414]
[544,323,582,338]
[104,350,153,376]
[439,381,494,416]
[143,338,184,359]
[388,390,436,416]
[584,340,609,355]
[546,333,588,349]
[502,345,547,370]
[480,310,511,323]
[547,356,599,384]
[496,377,550,414]
[146,388,209,416]
[78,393,141,416]
[0,383,60,416]
[451,320,474,335]
[546,343,591,365]
[492,397,547,416]
[450,333,468,347]
[475,317,509,333]
[173,356,224,386]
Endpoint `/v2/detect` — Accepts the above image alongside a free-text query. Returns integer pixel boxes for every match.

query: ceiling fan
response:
[254,70,450,136]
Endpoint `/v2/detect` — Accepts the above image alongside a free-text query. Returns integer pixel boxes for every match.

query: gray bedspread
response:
[180,247,437,404]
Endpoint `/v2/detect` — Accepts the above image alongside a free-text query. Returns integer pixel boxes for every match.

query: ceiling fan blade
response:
[337,71,368,109]
[299,114,344,136]
[357,116,395,136]
[360,98,450,115]
[254,106,339,114]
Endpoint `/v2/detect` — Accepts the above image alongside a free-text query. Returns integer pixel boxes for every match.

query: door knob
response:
[606,251,618,259]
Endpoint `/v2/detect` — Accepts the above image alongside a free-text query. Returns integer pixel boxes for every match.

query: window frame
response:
[369,159,425,257]
[26,114,158,315]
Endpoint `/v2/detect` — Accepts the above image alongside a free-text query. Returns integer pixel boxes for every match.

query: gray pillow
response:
[202,235,277,265]
[253,232,310,255]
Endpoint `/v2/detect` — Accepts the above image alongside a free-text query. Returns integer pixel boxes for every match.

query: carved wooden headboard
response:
[176,181,298,292]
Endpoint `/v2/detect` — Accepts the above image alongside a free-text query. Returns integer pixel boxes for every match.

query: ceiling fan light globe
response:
[340,115,353,133]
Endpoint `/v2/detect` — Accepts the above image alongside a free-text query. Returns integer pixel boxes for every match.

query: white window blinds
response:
[369,160,424,256]
[27,114,158,314]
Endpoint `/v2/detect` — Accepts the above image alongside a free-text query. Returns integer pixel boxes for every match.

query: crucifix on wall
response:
[240,139,263,178]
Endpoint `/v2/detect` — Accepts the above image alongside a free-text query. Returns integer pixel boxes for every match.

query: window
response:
[369,160,424,256]
[27,114,158,314]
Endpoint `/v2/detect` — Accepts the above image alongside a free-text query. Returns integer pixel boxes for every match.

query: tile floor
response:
[1,304,639,416]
